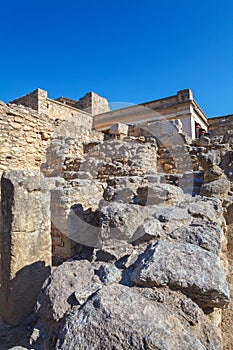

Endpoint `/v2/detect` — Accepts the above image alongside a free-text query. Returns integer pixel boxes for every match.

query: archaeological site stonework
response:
[0,88,233,349]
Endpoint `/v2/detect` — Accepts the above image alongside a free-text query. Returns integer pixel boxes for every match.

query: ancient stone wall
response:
[0,99,102,172]
[40,97,93,127]
[75,91,110,115]
[11,88,109,123]
[10,88,42,110]
[0,102,54,171]
[209,115,233,137]
[11,88,93,128]
[0,170,51,326]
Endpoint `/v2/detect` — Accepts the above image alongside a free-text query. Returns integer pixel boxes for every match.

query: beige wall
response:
[93,90,208,138]
[0,102,54,171]
[0,99,102,172]
[11,88,93,128]
[40,98,93,128]
[208,115,233,137]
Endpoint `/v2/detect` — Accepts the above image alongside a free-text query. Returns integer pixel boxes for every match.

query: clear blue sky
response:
[0,0,232,117]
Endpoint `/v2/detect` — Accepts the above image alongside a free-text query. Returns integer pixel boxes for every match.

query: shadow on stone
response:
[0,261,51,327]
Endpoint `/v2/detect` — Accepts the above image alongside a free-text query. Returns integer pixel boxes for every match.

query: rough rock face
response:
[55,285,207,350]
[200,178,231,197]
[31,256,225,350]
[36,260,101,322]
[1,106,233,349]
[131,240,229,308]
[28,191,229,350]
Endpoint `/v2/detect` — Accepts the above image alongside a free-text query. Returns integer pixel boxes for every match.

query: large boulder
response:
[55,284,206,350]
[131,240,230,308]
[36,260,101,322]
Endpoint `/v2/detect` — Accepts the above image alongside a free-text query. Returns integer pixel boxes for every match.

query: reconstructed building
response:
[11,88,208,139]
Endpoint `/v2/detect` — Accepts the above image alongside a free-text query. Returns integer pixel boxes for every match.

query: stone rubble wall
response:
[40,97,93,127]
[10,88,42,110]
[0,102,233,348]
[41,135,157,264]
[11,88,93,125]
[0,102,55,171]
[0,99,102,172]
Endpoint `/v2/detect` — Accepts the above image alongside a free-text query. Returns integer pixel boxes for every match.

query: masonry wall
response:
[0,102,54,171]
[0,94,99,172]
[75,92,110,115]
[40,98,93,128]
[11,88,109,125]
[209,115,233,137]
[10,89,42,110]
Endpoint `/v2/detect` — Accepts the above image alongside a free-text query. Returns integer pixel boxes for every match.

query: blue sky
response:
[0,0,232,117]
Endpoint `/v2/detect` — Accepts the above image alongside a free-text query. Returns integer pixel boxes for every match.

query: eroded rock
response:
[55,284,207,350]
[131,240,230,308]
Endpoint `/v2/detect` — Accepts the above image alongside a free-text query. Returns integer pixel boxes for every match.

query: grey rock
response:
[223,130,233,144]
[150,206,192,233]
[94,263,122,284]
[74,283,102,305]
[181,196,223,222]
[152,206,191,223]
[137,183,184,206]
[131,240,229,308]
[200,178,231,197]
[55,284,206,350]
[169,223,221,254]
[198,150,221,169]
[99,202,149,244]
[36,260,101,321]
[195,136,211,147]
[130,217,162,244]
[103,185,135,203]
[202,164,224,184]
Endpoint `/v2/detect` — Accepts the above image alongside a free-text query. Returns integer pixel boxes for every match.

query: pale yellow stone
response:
[10,122,22,129]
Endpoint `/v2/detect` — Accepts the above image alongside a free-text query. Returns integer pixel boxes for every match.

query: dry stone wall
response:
[0,98,103,172]
[0,102,54,171]
[75,91,110,115]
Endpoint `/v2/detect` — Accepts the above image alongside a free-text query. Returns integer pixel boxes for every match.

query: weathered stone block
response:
[109,123,128,136]
[0,170,51,326]
[131,240,230,308]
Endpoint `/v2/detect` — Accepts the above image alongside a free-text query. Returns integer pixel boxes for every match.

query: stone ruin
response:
[0,90,233,349]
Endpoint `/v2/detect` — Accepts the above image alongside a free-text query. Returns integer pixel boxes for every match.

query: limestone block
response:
[137,183,184,206]
[109,123,129,136]
[161,120,182,135]
[0,170,51,326]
